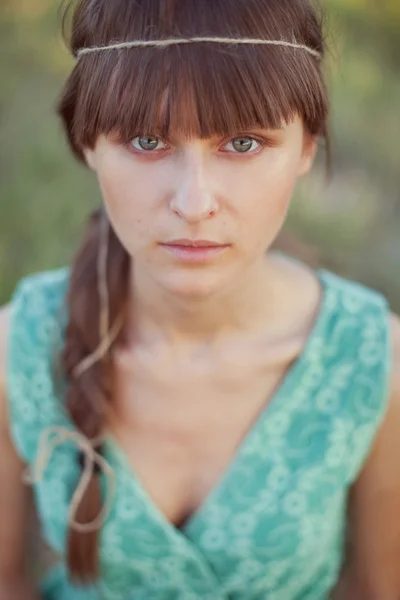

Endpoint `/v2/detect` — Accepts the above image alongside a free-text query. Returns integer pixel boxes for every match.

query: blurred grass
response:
[0,0,399,309]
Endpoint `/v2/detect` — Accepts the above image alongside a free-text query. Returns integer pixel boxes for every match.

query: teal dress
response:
[6,266,391,600]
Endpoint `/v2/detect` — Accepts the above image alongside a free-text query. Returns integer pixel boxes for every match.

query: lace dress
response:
[6,266,391,599]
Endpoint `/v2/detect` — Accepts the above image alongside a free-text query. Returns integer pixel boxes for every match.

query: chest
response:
[108,340,297,528]
[33,326,358,599]
[36,365,350,600]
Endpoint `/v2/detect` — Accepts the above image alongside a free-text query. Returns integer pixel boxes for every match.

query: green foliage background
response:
[0,0,399,308]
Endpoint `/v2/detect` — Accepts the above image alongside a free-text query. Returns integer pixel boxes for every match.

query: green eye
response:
[224,137,260,153]
[233,137,253,152]
[131,136,165,151]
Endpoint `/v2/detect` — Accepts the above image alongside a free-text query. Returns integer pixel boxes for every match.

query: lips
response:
[159,239,230,263]
[163,239,225,248]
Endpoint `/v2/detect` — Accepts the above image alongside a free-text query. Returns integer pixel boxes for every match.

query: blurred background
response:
[0,0,399,309]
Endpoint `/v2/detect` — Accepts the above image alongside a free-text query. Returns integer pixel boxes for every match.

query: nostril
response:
[169,193,218,222]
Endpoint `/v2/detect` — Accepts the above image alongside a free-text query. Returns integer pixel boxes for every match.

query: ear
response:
[83,148,97,171]
[297,132,318,177]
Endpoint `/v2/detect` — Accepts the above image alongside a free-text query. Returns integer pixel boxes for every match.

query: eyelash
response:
[221,136,272,153]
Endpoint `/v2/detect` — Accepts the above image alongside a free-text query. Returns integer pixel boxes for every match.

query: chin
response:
[156,268,230,300]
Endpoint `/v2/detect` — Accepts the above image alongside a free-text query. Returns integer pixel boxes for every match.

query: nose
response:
[169,151,218,223]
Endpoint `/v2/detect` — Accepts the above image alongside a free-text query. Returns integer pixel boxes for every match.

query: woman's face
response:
[84,115,316,298]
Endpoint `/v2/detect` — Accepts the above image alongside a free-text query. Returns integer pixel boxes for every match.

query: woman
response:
[0,0,400,598]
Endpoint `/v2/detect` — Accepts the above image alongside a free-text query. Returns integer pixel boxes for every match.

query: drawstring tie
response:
[24,425,116,533]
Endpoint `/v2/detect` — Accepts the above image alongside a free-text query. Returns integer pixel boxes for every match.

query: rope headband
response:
[76,37,322,60]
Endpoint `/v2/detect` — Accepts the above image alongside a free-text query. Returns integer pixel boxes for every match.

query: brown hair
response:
[58,0,330,583]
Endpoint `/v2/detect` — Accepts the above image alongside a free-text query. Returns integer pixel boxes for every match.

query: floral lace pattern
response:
[6,267,391,600]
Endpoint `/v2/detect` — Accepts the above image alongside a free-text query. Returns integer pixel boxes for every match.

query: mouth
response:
[163,239,226,248]
[159,239,230,263]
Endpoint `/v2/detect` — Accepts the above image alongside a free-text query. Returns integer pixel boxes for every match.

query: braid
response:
[61,208,130,582]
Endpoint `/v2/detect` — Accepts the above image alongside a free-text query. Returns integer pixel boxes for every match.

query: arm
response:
[0,306,41,600]
[333,313,400,600]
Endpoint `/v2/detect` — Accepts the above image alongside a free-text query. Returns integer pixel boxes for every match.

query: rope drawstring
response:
[25,426,116,533]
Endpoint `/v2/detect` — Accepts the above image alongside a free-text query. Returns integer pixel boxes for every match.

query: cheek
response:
[96,154,143,215]
[94,152,162,249]
[261,147,302,208]
[232,150,301,248]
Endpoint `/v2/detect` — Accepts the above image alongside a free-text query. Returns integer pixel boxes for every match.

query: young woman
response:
[1,0,400,598]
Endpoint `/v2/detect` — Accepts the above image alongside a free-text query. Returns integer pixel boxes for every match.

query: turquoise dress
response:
[6,265,391,600]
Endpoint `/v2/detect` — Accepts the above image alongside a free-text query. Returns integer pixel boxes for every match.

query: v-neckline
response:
[104,268,332,537]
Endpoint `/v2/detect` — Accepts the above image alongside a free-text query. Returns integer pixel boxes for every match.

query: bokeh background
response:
[0,0,399,309]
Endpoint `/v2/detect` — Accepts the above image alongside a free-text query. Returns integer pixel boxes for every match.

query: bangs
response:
[59,0,329,157]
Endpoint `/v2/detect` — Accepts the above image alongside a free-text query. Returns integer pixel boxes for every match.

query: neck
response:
[123,252,297,347]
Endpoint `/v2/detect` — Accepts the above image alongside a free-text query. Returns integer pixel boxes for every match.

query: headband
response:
[76,37,322,60]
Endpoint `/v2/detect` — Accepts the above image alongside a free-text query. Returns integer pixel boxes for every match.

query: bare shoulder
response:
[378,311,400,440]
[377,311,400,442]
[333,314,400,599]
[0,304,36,584]
[361,312,400,464]
[375,312,400,434]
[389,312,400,395]
[0,304,12,425]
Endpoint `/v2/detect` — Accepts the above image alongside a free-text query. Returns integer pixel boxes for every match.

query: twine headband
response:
[76,37,322,60]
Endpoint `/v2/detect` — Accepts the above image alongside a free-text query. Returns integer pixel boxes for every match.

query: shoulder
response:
[11,267,71,306]
[373,312,400,432]
[385,312,400,421]
[375,311,400,452]
[4,268,70,367]
[390,312,400,388]
[7,268,70,337]
[339,314,400,598]
[1,269,71,462]
[4,267,71,372]
[353,311,400,483]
